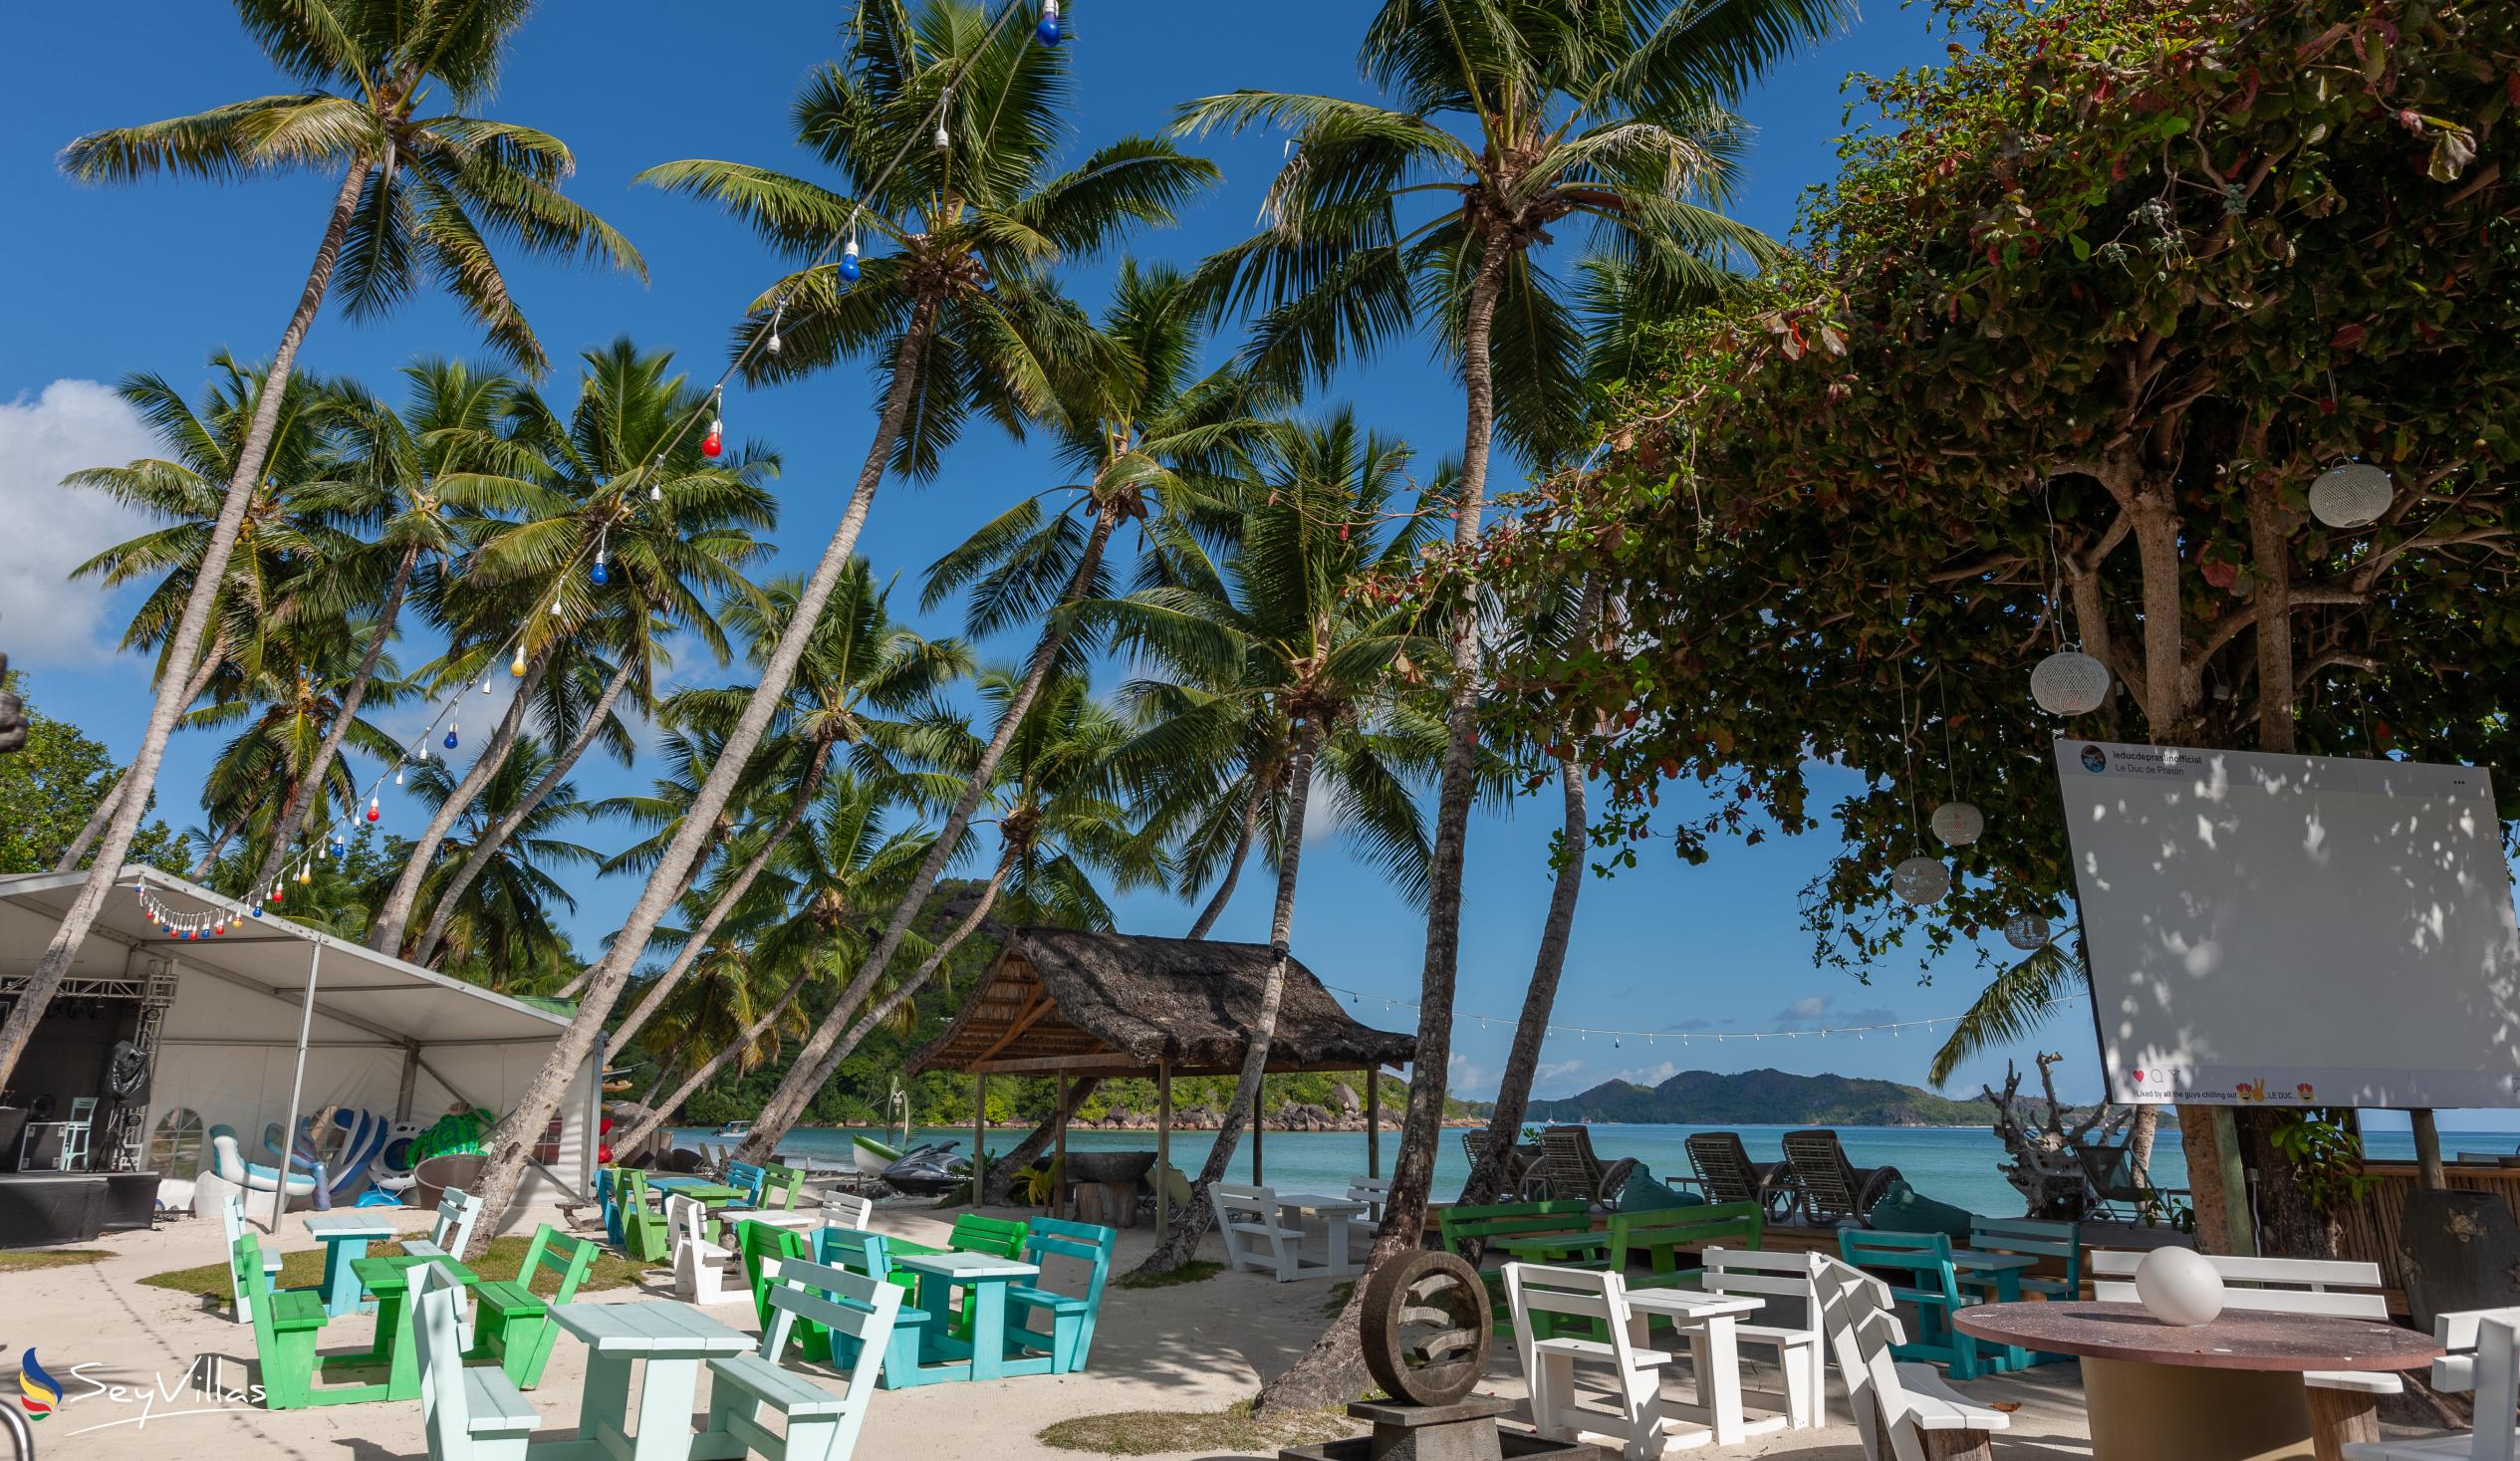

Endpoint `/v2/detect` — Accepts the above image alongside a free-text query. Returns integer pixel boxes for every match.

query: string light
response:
[702,389,724,458]
[444,720,460,752]
[366,795,380,824]
[511,645,529,676]
[766,305,785,356]
[1036,0,1061,46]
[840,236,862,284]
[1314,980,2087,1045]
[591,529,610,586]
[649,454,665,503]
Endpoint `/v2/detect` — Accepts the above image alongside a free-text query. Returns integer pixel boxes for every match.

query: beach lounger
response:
[1782,1128,1902,1226]
[1533,1125,1638,1210]
[1685,1131,1803,1223]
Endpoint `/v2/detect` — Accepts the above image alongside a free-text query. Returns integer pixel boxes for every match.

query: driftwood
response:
[1983,1053,2133,1218]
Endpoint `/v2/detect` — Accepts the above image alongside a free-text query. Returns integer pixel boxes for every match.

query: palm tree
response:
[247,360,529,900]
[1111,412,1446,1273]
[728,260,1263,1163]
[387,735,602,986]
[393,341,781,963]
[7,0,641,1094]
[1179,1,1856,1407]
[1927,938,2155,1180]
[55,356,348,871]
[604,565,969,1054]
[465,0,1213,1239]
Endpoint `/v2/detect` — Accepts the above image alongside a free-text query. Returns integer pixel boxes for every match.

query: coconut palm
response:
[729,260,1264,1163]
[391,341,781,964]
[247,360,531,900]
[386,734,602,986]
[466,0,1213,1237]
[1926,938,2155,1178]
[1179,0,1857,1405]
[4,0,643,1095]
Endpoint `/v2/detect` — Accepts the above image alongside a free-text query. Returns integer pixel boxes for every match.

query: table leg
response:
[1990,1275,2030,1371]
[630,1356,703,1461]
[2083,1357,2313,1461]
[2306,1387,2382,1461]
[1691,1315,1747,1448]
[578,1350,634,1446]
[971,1278,1009,1382]
[1324,1212,1352,1278]
[319,1239,371,1317]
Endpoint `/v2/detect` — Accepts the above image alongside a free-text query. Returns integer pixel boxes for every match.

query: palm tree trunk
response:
[57,628,233,872]
[188,803,257,881]
[637,1035,694,1109]
[550,834,717,1001]
[1460,753,1588,1207]
[704,852,1015,1168]
[412,650,640,965]
[1259,228,1510,1413]
[606,741,835,1054]
[1184,755,1279,940]
[251,543,421,897]
[730,502,1121,1167]
[1138,722,1319,1276]
[612,971,822,1156]
[982,1077,1102,1206]
[460,300,940,1256]
[369,653,550,956]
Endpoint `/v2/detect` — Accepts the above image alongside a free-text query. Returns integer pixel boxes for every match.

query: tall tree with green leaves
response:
[1175,0,1855,1408]
[383,735,601,984]
[0,674,182,875]
[465,1,1213,1244]
[5,0,640,1095]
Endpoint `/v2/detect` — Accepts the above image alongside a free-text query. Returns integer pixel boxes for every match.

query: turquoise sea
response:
[673,1121,2519,1216]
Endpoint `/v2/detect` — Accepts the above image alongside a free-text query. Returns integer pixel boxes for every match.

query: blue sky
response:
[0,1,2483,1127]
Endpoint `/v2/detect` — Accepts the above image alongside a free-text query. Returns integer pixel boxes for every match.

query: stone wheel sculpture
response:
[1361,1249,1492,1407]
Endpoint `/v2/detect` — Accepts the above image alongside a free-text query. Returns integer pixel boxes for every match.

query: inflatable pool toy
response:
[209,1123,316,1198]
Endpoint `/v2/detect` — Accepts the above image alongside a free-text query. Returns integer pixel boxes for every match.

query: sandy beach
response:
[0,1198,2127,1460]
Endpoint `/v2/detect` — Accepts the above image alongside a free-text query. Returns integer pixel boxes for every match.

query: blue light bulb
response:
[591,559,609,586]
[1036,7,1060,44]
[444,728,459,751]
[839,247,862,285]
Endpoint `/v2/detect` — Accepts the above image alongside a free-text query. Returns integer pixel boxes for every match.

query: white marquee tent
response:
[0,866,598,1210]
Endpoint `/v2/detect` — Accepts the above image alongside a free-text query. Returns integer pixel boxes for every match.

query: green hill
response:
[1518,1067,1999,1127]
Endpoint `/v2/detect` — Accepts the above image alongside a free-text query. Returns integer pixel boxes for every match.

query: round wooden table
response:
[1955,1302,2440,1461]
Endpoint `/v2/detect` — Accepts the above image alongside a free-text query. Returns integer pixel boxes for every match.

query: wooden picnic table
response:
[304,1211,401,1317]
[1272,1192,1373,1279]
[542,1301,756,1461]
[1624,1288,1774,1449]
[336,1255,479,1400]
[890,1251,1043,1385]
[1956,1301,2439,1461]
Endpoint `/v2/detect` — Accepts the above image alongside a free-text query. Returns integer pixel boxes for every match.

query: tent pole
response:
[272,940,324,1232]
[1366,1069,1381,1178]
[973,1073,987,1208]
[1054,1074,1069,1220]
[394,1040,420,1122]
[1156,1063,1171,1232]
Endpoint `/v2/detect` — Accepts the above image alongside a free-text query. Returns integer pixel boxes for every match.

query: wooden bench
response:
[2091,1251,2403,1410]
[1812,1254,2008,1461]
[413,1276,541,1460]
[1436,1198,1594,1332]
[1697,1245,1825,1429]
[711,1257,901,1460]
[466,1224,596,1390]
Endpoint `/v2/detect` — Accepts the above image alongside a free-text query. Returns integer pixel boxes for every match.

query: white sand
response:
[0,1199,2139,1459]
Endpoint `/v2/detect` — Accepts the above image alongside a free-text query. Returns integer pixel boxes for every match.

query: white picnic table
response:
[1624,1288,1773,1449]
[1270,1192,1372,1278]
[541,1301,755,1461]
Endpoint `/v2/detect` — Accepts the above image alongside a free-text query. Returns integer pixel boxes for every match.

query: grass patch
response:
[1115,1259,1223,1291]
[1039,1401,1354,1457]
[137,1232,657,1304]
[1322,1278,1356,1316]
[0,1249,111,1274]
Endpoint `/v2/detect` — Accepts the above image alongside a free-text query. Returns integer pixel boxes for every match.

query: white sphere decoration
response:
[2003,912,2053,951]
[2134,1247,2227,1327]
[2031,650,2111,716]
[1891,854,1952,905]
[2309,462,2393,530]
[1930,801,1984,847]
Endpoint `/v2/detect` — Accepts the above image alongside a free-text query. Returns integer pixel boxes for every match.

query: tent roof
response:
[0,866,571,1049]
[907,926,1415,1078]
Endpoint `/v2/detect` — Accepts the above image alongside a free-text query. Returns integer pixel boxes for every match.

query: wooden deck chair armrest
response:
[1596,1158,1638,1202]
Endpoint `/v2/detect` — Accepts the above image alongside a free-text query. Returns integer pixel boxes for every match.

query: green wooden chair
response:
[943,1214,1029,1343]
[1005,1217,1116,1373]
[1967,1216,2080,1366]
[219,1189,285,1324]
[612,1167,672,1264]
[1434,1199,1594,1336]
[230,1233,378,1409]
[467,1224,598,1390]
[1838,1228,1993,1379]
[760,1162,808,1211]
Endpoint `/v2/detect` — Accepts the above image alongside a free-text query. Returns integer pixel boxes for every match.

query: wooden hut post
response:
[1251,1075,1264,1185]
[1366,1068,1381,1178]
[1054,1073,1070,1219]
[1155,1062,1172,1230]
[973,1073,987,1208]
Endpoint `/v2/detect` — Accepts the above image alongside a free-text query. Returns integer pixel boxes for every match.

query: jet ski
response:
[880,1140,973,1196]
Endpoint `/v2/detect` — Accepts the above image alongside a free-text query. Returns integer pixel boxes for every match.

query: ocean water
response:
[676,1121,2520,1215]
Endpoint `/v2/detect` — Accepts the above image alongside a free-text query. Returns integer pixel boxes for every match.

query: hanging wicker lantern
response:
[2004,912,2053,951]
[2309,463,2393,530]
[2031,650,2110,715]
[1892,854,1952,905]
[1930,801,1984,847]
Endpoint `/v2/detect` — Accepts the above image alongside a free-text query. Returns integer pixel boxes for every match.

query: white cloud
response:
[1301,765,1342,845]
[1447,1050,1492,1099]
[0,380,160,665]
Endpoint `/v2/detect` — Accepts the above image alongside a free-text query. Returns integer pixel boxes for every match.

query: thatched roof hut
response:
[909,926,1415,1078]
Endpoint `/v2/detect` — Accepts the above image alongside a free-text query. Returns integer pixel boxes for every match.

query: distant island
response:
[1484,1067,2063,1128]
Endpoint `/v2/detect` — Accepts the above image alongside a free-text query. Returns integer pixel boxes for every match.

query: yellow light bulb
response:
[511,647,528,677]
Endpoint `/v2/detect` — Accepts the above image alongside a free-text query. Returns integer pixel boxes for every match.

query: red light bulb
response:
[702,419,724,458]
[367,796,381,823]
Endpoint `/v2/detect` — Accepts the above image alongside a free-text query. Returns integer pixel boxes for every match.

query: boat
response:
[880,1141,973,1196]
[714,1118,753,1138]
[853,1134,903,1176]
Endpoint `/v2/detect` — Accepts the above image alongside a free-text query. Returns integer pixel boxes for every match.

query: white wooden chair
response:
[707,1257,902,1461]
[1504,1262,1676,1461]
[2428,1306,2520,1395]
[820,1190,874,1232]
[669,1192,745,1304]
[402,1187,484,1261]
[2344,1316,2519,1461]
[1214,1183,1328,1282]
[413,1270,542,1461]
[1697,1244,1827,1429]
[1809,1254,2009,1461]
[2091,1251,2402,1404]
[219,1189,284,1325]
[1344,1175,1392,1250]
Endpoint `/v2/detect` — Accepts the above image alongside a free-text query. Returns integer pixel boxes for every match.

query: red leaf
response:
[2330,323,2368,351]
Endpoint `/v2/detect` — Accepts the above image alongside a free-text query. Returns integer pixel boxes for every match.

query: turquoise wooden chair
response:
[1005,1217,1115,1373]
[1837,1228,1994,1379]
[596,1167,621,1247]
[710,1258,901,1461]
[412,1275,542,1460]
[815,1230,931,1389]
[724,1160,768,1207]
[220,1188,284,1324]
[1967,1216,2081,1366]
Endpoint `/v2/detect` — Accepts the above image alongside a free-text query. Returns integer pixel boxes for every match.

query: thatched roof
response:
[907,926,1416,1078]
